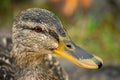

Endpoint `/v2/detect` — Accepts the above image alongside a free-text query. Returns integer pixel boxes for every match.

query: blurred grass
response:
[0,0,12,26]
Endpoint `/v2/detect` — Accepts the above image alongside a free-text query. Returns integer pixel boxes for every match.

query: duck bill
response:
[53,40,103,69]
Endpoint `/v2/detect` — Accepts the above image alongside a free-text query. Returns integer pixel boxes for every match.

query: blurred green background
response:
[0,0,120,80]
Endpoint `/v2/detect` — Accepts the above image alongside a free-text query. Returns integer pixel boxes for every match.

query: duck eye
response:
[33,26,42,33]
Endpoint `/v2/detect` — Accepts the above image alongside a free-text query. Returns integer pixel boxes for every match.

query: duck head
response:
[12,8,103,69]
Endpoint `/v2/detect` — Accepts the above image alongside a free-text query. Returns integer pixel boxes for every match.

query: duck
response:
[0,8,103,80]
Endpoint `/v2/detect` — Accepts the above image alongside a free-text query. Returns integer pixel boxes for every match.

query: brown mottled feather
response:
[0,37,68,80]
[0,37,14,80]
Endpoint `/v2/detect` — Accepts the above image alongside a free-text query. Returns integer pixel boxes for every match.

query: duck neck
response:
[11,43,48,68]
[11,50,58,80]
[11,48,46,68]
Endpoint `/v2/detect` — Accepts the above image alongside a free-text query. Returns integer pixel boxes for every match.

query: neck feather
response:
[11,44,46,69]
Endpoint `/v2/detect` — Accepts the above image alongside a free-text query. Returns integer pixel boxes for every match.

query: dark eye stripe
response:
[21,25,31,30]
[21,25,42,32]
[21,25,59,41]
[48,29,59,42]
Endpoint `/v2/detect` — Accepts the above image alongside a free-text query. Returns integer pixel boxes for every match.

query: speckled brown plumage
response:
[0,37,14,80]
[0,37,68,80]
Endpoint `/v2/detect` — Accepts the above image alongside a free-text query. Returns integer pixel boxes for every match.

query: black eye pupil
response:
[34,26,42,32]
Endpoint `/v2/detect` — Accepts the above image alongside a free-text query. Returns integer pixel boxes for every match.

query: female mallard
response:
[0,8,103,80]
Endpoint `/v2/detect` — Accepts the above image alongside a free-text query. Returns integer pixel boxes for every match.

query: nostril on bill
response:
[66,44,72,49]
